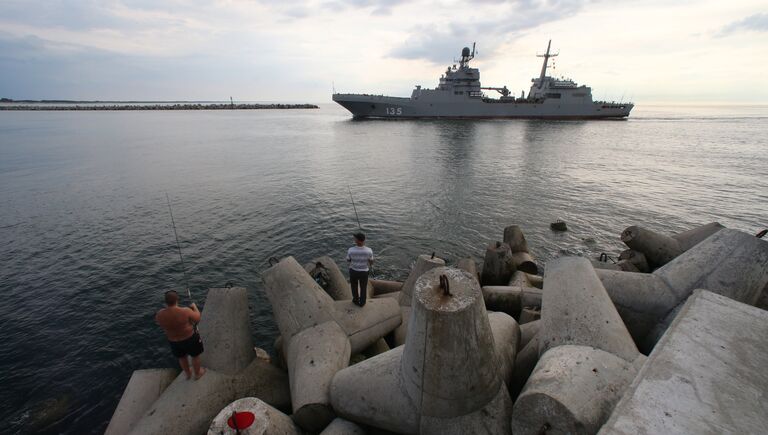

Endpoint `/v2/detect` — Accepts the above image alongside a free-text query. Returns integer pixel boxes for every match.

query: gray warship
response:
[332,41,633,119]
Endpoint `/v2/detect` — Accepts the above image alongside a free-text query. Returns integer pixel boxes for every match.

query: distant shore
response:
[0,102,319,111]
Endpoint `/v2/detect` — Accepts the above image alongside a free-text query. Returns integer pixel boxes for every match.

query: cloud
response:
[389,0,588,64]
[717,12,768,37]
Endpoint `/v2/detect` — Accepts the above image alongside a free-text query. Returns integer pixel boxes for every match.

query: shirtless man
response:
[155,290,206,380]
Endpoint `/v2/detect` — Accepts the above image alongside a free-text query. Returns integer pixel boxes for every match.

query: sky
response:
[0,0,766,103]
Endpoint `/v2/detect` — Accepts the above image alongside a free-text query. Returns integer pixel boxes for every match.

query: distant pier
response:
[0,102,319,111]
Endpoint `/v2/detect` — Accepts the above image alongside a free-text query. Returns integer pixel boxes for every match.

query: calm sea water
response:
[0,104,766,433]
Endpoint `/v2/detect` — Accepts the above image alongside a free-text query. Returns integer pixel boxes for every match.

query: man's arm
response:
[188,303,201,323]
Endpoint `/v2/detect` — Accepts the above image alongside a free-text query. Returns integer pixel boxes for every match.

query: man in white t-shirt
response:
[347,232,373,307]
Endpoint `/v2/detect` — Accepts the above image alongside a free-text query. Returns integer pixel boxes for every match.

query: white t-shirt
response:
[347,246,373,272]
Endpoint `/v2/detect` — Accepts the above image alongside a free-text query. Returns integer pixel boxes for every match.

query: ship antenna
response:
[536,39,559,89]
[471,42,476,59]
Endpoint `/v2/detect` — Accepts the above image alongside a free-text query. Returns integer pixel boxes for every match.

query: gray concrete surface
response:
[127,359,290,435]
[198,287,255,375]
[457,257,479,282]
[331,267,512,434]
[398,254,446,307]
[331,299,401,354]
[488,311,520,386]
[510,335,539,400]
[599,229,768,350]
[262,257,403,431]
[519,319,539,350]
[539,257,639,362]
[286,321,350,432]
[621,225,683,268]
[207,397,302,435]
[480,242,514,286]
[671,221,725,251]
[370,279,403,296]
[305,255,353,300]
[319,418,368,435]
[105,368,178,435]
[512,345,638,435]
[599,290,768,435]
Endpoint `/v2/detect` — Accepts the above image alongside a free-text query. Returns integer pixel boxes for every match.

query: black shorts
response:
[169,332,204,358]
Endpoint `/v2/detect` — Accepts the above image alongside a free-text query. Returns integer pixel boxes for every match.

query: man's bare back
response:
[156,304,201,341]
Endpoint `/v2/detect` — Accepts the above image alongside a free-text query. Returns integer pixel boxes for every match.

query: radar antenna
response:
[457,42,476,68]
[536,40,559,88]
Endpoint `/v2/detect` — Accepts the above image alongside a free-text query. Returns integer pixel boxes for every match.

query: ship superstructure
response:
[332,41,633,119]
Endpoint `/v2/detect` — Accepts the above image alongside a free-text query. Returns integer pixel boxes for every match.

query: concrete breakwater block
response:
[370,279,403,296]
[481,242,514,286]
[621,226,682,268]
[126,288,291,435]
[392,254,445,346]
[671,221,725,251]
[262,256,401,431]
[598,229,768,351]
[503,225,538,274]
[319,418,367,435]
[488,311,520,386]
[539,257,639,363]
[599,290,768,434]
[457,257,479,282]
[519,319,539,350]
[511,345,638,435]
[482,284,542,319]
[620,222,724,269]
[127,356,290,435]
[304,256,353,300]
[198,287,255,375]
[398,254,446,307]
[208,397,301,435]
[510,335,540,400]
[331,267,513,434]
[105,368,178,435]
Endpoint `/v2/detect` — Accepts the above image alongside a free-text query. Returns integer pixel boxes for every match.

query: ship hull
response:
[332,94,633,120]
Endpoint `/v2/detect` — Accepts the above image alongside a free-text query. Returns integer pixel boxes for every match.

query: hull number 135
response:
[386,107,403,115]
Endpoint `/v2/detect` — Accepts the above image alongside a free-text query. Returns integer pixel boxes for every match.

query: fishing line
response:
[165,193,193,302]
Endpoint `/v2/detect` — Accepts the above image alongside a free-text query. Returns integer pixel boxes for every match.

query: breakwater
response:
[0,103,318,111]
[106,222,768,435]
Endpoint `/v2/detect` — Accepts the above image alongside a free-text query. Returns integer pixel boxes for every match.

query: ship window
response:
[545,93,562,99]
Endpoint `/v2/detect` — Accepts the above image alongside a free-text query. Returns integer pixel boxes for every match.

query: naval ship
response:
[332,41,633,119]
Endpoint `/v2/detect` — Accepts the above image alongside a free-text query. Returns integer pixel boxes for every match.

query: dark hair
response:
[354,232,366,242]
[164,290,179,306]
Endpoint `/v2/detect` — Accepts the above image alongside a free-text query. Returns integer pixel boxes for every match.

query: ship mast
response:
[536,40,558,88]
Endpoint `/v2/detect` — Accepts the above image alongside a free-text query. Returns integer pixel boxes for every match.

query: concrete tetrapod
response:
[392,254,445,346]
[620,222,725,269]
[319,418,367,435]
[539,257,639,362]
[482,271,542,319]
[503,225,538,274]
[511,345,638,435]
[126,288,291,435]
[480,242,514,286]
[105,368,178,435]
[597,228,768,351]
[331,267,513,435]
[304,256,353,300]
[262,257,401,432]
[207,397,302,435]
[599,290,768,435]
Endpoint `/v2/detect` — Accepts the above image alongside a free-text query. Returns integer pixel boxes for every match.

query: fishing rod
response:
[347,185,376,277]
[165,193,193,302]
[348,185,362,231]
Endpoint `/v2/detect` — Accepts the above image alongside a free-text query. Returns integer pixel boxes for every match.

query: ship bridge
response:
[411,44,484,99]
[527,40,594,103]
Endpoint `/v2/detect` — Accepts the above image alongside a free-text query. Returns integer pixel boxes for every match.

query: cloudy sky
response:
[0,0,766,103]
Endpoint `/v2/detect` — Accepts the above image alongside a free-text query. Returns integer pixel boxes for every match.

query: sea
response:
[0,103,766,433]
